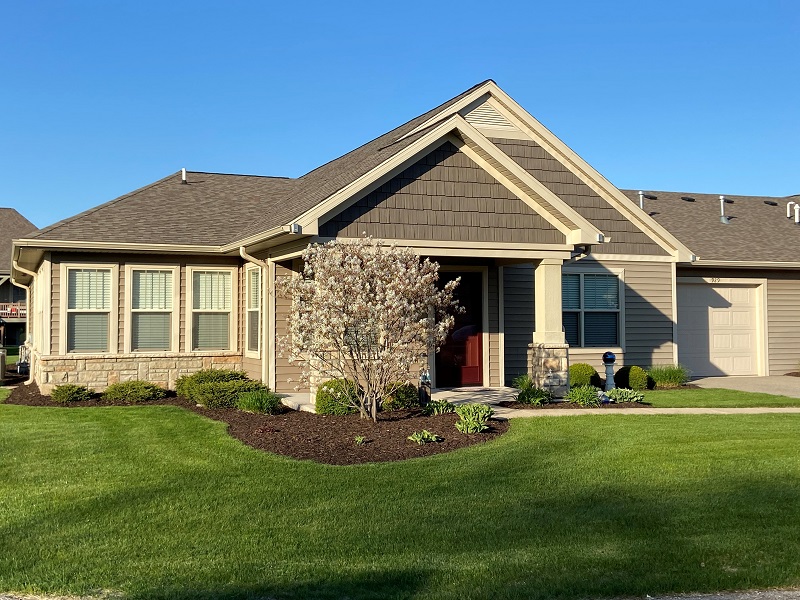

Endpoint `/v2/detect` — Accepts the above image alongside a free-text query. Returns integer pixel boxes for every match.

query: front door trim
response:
[433,265,490,388]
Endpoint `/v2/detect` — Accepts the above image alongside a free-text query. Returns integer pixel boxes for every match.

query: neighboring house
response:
[10,80,800,396]
[1,208,37,347]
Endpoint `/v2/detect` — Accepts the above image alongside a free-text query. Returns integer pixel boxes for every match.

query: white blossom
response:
[276,237,459,422]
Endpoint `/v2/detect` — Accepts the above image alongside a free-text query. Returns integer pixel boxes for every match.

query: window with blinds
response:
[246,268,261,354]
[131,270,173,351]
[192,270,232,351]
[562,273,620,347]
[67,268,111,352]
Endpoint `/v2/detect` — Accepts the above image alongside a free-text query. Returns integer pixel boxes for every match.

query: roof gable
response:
[0,208,36,272]
[319,141,566,245]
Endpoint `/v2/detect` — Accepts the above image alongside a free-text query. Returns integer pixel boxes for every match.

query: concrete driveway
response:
[692,375,800,398]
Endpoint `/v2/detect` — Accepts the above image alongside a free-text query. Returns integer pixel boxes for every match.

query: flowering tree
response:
[276,237,459,422]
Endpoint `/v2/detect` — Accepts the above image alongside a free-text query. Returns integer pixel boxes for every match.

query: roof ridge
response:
[622,189,793,200]
[297,79,493,181]
[28,171,182,239]
[185,170,295,180]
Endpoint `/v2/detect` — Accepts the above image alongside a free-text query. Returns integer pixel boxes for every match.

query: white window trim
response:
[186,265,238,353]
[59,262,119,355]
[123,265,180,354]
[245,265,261,358]
[561,266,626,351]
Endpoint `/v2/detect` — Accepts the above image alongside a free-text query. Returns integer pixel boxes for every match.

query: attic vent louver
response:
[764,200,778,206]
[681,196,696,202]
[465,102,516,130]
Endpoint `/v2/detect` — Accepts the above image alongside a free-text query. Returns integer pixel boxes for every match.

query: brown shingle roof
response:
[27,81,492,247]
[27,173,300,246]
[621,190,799,262]
[1,208,37,272]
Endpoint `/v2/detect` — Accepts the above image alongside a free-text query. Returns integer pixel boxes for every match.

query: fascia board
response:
[13,238,223,254]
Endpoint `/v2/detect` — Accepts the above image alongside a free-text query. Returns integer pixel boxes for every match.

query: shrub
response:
[408,430,443,445]
[569,363,602,388]
[608,387,645,403]
[422,399,455,415]
[193,380,268,409]
[648,364,690,389]
[382,382,420,411]
[614,365,652,390]
[102,380,166,404]
[315,379,359,415]
[51,384,93,405]
[566,385,601,407]
[236,389,282,414]
[454,403,494,433]
[176,369,249,401]
[516,386,553,406]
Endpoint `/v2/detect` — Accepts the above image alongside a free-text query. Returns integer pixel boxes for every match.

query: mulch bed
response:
[2,380,509,466]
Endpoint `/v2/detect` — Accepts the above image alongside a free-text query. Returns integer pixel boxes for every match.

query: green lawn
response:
[646,387,800,407]
[1,405,799,600]
[2,347,19,364]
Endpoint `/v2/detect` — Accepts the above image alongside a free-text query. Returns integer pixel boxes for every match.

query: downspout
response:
[239,246,270,387]
[11,260,36,385]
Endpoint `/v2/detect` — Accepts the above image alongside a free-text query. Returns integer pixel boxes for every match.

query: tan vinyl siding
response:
[242,357,262,380]
[274,261,308,393]
[502,264,534,385]
[320,141,566,245]
[766,279,800,374]
[50,259,60,354]
[568,259,674,371]
[489,138,668,256]
[488,265,501,386]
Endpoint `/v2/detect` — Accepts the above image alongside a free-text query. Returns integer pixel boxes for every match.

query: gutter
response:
[11,260,36,385]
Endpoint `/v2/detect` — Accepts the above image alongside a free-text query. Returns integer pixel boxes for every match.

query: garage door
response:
[677,283,759,377]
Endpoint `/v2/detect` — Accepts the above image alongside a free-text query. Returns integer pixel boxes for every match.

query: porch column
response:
[528,258,569,397]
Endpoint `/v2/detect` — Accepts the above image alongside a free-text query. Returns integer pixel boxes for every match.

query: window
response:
[191,269,234,351]
[66,268,112,352]
[246,267,261,354]
[130,269,174,351]
[562,273,620,347]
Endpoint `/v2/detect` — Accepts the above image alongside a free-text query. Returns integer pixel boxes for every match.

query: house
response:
[10,80,800,396]
[1,208,37,347]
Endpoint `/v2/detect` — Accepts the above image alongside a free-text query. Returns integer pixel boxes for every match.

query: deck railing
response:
[0,302,27,318]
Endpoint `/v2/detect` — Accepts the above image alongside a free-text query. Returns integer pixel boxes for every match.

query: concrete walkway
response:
[430,385,800,419]
[693,375,800,398]
[283,381,800,418]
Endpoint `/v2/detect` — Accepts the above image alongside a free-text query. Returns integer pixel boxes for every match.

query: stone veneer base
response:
[528,343,570,398]
[33,352,244,395]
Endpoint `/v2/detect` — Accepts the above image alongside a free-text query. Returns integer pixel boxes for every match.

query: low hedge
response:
[569,363,602,388]
[193,380,269,409]
[176,369,250,402]
[51,384,93,405]
[614,365,653,391]
[315,379,359,415]
[382,382,419,411]
[102,380,166,404]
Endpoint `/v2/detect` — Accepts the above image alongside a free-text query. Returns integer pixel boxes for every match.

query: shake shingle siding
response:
[490,138,668,256]
[320,142,565,244]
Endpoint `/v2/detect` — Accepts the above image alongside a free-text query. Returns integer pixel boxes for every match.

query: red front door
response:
[436,271,483,387]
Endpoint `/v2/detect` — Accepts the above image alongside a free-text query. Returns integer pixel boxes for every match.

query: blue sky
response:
[1,0,798,229]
